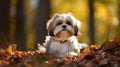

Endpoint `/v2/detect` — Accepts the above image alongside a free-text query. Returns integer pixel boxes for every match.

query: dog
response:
[43,13,88,58]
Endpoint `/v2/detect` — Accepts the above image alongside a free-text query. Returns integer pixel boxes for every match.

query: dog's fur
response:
[44,13,88,58]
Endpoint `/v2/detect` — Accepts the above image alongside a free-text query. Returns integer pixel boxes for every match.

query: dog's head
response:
[46,13,81,41]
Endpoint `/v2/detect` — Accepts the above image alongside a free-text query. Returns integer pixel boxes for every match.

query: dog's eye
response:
[57,22,62,25]
[66,21,71,25]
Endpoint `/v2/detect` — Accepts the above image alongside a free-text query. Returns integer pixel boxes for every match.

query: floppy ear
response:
[47,20,54,36]
[46,14,60,36]
[67,13,81,36]
[74,20,81,36]
[74,25,78,36]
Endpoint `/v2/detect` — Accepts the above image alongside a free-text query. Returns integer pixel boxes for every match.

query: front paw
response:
[79,43,88,49]
[37,43,46,53]
[67,51,78,56]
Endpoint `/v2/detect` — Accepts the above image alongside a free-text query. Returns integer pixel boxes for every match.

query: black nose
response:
[62,25,66,28]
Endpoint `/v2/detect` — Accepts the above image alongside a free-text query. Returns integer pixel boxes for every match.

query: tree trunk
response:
[0,0,10,48]
[35,0,50,46]
[15,0,26,50]
[89,0,95,44]
[24,0,36,49]
[117,0,120,35]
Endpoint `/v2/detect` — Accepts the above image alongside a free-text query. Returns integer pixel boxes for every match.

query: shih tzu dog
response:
[43,13,88,58]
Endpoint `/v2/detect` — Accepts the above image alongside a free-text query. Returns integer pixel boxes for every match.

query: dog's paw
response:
[66,51,78,56]
[79,43,88,49]
[37,43,46,53]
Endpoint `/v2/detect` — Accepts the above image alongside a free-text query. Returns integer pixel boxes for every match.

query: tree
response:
[117,0,120,35]
[15,0,26,50]
[0,0,10,48]
[89,0,95,44]
[35,0,50,46]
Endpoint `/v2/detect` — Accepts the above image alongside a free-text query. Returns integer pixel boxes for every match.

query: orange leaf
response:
[66,55,72,59]
[16,51,24,58]
[6,45,13,54]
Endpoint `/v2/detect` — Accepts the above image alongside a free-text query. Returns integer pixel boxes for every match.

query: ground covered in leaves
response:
[0,36,120,67]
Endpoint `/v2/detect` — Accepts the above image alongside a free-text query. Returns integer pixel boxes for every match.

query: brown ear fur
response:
[46,14,60,36]
[74,25,79,36]
[67,13,81,36]
[46,20,54,36]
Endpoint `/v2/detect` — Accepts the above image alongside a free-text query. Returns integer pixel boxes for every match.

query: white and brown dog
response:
[42,13,88,58]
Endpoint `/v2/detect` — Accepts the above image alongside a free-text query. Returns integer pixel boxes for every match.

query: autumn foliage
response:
[0,36,120,67]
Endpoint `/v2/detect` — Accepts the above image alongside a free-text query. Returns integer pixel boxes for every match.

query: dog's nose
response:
[62,25,66,28]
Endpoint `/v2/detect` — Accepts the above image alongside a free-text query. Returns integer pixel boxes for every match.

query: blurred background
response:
[0,0,119,50]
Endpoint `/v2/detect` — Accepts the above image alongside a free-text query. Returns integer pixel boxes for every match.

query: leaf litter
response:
[0,36,120,67]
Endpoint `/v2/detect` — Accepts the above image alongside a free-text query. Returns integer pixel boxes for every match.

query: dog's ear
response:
[46,14,60,36]
[47,19,54,36]
[67,13,81,36]
[74,20,81,36]
[74,25,78,36]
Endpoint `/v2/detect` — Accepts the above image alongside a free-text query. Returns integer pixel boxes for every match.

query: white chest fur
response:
[49,40,73,57]
[45,36,82,58]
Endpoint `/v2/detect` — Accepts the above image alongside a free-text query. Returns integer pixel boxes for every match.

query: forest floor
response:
[0,36,120,67]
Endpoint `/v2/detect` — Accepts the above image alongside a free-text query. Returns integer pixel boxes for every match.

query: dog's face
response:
[47,13,81,41]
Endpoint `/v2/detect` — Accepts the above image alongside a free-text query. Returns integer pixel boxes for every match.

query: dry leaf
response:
[6,45,13,54]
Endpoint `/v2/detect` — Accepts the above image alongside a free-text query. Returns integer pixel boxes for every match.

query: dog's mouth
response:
[62,28,67,31]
